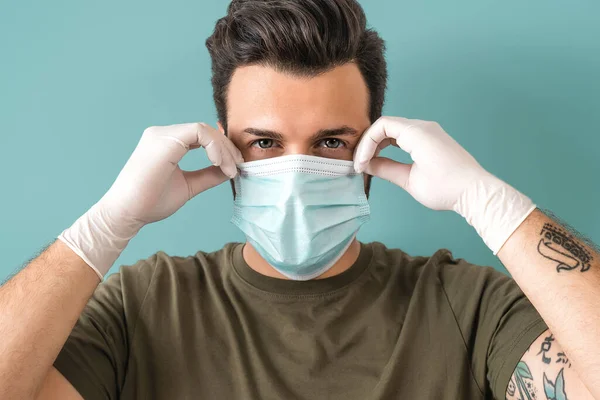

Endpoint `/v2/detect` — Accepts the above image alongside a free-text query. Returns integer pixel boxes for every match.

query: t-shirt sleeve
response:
[53,255,157,400]
[437,252,548,400]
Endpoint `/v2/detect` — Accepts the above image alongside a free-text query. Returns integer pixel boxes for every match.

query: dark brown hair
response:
[206,0,387,130]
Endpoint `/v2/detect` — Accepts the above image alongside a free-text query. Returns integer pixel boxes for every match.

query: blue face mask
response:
[232,154,370,281]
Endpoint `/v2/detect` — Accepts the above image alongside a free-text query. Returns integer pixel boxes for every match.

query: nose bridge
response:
[281,138,312,156]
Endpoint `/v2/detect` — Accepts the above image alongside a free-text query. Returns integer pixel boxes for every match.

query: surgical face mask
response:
[232,154,370,281]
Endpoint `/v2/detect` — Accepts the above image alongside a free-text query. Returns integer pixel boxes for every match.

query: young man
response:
[0,1,598,399]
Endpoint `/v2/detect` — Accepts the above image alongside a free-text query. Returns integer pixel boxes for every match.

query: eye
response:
[319,138,344,149]
[252,139,275,149]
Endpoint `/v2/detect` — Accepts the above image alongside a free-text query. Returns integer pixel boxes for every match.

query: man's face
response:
[221,63,372,170]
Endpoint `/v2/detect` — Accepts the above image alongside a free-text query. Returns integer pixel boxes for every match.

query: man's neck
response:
[242,239,362,280]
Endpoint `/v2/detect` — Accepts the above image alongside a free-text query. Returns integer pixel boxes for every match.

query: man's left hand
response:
[354,116,536,254]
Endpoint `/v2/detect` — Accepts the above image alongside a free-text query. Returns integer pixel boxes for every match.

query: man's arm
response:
[499,210,600,399]
[507,329,595,400]
[0,123,240,399]
[0,240,98,399]
[353,116,600,398]
[37,367,83,400]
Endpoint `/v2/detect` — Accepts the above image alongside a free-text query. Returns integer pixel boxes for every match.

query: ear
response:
[217,121,226,136]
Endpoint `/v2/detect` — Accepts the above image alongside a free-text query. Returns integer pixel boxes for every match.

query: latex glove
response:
[354,116,536,254]
[59,123,243,279]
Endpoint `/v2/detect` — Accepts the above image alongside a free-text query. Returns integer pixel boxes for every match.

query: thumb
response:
[183,166,230,199]
[365,157,412,190]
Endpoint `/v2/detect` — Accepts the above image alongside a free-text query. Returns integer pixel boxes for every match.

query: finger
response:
[183,166,229,198]
[354,118,396,171]
[148,123,214,148]
[364,157,412,190]
[223,136,244,164]
[143,123,219,168]
[355,138,392,169]
[204,140,223,167]
[218,144,238,178]
[375,138,394,156]
[354,117,423,172]
[199,131,238,178]
[195,123,220,148]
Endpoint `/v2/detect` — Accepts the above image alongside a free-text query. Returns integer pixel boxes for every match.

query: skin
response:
[1,241,96,399]
[0,63,596,399]
[498,210,599,399]
[221,63,372,280]
[220,64,600,398]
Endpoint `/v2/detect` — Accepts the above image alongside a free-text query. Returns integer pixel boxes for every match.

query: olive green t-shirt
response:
[54,242,547,400]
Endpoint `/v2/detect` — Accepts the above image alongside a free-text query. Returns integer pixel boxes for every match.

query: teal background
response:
[1,0,599,280]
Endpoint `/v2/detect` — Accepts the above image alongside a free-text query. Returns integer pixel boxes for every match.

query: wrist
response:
[453,172,536,254]
[58,203,142,278]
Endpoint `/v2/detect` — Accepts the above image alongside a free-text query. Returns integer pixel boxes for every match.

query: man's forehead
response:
[228,63,368,98]
[226,64,371,135]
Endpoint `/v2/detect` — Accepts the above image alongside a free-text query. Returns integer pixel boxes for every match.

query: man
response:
[0,0,598,399]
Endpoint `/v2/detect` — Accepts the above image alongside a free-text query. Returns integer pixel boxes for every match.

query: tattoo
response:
[507,379,517,397]
[543,210,600,251]
[537,223,593,272]
[543,369,568,400]
[508,331,573,400]
[537,334,555,364]
[509,362,570,400]
[556,353,571,368]
[511,362,538,400]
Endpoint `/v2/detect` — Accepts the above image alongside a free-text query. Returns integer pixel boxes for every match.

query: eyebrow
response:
[242,126,359,141]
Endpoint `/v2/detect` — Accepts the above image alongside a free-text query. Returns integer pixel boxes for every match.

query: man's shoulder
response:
[111,243,241,293]
[366,241,453,271]
[366,241,509,288]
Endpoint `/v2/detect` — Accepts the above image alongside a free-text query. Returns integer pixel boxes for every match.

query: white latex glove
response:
[354,116,536,254]
[58,123,243,279]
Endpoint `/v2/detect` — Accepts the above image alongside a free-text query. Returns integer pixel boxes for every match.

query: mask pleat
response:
[231,155,371,280]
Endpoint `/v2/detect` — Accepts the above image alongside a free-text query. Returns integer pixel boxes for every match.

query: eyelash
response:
[250,139,347,151]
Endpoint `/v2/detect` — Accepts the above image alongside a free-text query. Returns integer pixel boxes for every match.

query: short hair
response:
[206,0,388,130]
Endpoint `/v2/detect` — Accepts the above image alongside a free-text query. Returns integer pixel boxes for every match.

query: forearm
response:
[498,209,600,398]
[0,240,100,399]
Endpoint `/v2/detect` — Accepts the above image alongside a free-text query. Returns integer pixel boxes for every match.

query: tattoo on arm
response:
[509,361,569,400]
[508,333,574,400]
[555,353,571,368]
[537,334,555,364]
[509,361,536,400]
[537,210,598,273]
[537,224,593,273]
[534,334,572,369]
[543,369,568,400]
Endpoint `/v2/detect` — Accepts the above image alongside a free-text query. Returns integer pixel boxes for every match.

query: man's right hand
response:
[59,123,243,278]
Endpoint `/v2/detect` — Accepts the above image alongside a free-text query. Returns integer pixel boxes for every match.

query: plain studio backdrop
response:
[0,0,599,280]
